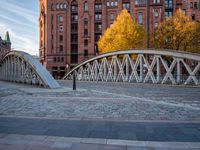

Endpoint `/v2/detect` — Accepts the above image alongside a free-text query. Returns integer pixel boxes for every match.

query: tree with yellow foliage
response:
[154,9,200,53]
[98,9,146,53]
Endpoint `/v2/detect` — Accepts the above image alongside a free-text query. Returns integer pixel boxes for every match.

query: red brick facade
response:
[39,0,200,79]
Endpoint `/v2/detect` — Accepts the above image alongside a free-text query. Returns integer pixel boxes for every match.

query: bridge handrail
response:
[0,50,61,89]
[63,49,200,79]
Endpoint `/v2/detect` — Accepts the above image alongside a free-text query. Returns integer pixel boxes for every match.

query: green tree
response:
[98,9,146,53]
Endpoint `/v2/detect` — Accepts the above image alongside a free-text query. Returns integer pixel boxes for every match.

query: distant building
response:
[39,0,200,79]
[0,31,11,60]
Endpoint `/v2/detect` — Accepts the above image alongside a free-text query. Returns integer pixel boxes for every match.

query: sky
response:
[0,0,39,55]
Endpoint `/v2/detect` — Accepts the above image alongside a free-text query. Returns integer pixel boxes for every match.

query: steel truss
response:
[0,51,60,89]
[63,49,200,85]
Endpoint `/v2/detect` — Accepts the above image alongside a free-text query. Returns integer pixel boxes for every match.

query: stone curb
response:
[0,133,199,149]
[1,116,200,124]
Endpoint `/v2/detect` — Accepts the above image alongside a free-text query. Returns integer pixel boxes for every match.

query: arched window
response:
[60,3,63,9]
[71,0,78,12]
[56,3,59,10]
[84,1,88,11]
[63,3,67,9]
[154,10,159,17]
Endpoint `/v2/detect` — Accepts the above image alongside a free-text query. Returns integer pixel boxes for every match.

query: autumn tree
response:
[98,9,146,53]
[154,9,200,53]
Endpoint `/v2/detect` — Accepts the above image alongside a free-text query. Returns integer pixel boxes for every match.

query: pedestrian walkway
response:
[0,117,200,149]
[0,117,200,142]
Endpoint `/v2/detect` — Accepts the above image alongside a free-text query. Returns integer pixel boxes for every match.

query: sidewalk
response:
[0,133,200,150]
[0,117,200,149]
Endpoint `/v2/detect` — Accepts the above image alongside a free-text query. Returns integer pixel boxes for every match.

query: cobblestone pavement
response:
[0,81,200,121]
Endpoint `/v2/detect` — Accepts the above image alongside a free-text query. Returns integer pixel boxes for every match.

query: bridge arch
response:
[0,51,60,89]
[63,49,200,85]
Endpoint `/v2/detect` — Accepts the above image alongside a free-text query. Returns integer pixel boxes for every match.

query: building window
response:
[95,4,102,11]
[165,0,173,8]
[60,45,63,51]
[110,13,115,20]
[51,4,54,10]
[154,10,159,17]
[84,49,88,57]
[71,24,78,32]
[84,29,88,36]
[95,14,102,21]
[154,22,158,28]
[63,3,67,9]
[71,34,78,43]
[107,0,118,7]
[135,0,146,5]
[95,24,102,31]
[59,25,63,32]
[190,2,193,8]
[194,2,198,9]
[71,15,78,22]
[84,18,88,26]
[165,11,173,17]
[84,39,88,46]
[71,44,78,53]
[60,3,63,9]
[123,3,130,10]
[182,9,186,15]
[59,16,63,22]
[84,1,88,11]
[95,34,101,42]
[154,0,160,4]
[138,12,143,25]
[56,3,59,9]
[59,35,63,42]
[192,14,195,20]
[71,54,78,63]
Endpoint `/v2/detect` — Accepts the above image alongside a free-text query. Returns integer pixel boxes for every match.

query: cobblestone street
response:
[0,81,200,121]
[0,81,200,149]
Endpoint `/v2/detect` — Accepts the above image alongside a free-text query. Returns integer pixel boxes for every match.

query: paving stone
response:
[71,143,126,150]
[0,80,200,122]
[25,145,54,150]
[81,138,107,144]
[0,144,27,150]
[51,142,72,148]
[107,139,146,146]
[146,141,188,148]
[186,142,200,148]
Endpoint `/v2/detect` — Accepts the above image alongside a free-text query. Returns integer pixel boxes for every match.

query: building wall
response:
[39,0,200,79]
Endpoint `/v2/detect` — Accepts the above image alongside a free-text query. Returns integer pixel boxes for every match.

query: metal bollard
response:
[73,71,76,90]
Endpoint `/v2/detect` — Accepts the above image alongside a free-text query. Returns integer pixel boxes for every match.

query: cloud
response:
[0,14,37,30]
[0,1,38,25]
[0,23,39,55]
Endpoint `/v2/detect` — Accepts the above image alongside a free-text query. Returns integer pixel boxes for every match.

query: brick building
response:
[0,31,11,60]
[39,0,200,79]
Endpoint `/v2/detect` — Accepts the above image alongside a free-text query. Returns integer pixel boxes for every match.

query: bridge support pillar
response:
[125,55,129,82]
[156,56,160,83]
[139,55,143,82]
[177,59,181,84]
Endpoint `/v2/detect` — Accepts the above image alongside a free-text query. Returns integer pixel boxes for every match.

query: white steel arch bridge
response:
[63,49,200,86]
[0,51,60,89]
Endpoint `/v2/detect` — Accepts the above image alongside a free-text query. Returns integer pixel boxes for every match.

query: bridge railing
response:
[63,49,200,86]
[0,51,61,89]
